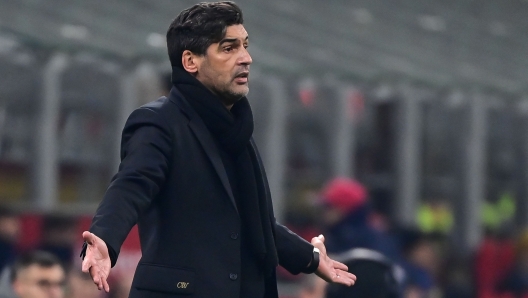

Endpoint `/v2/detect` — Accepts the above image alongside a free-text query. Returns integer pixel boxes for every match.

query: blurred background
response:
[0,0,528,297]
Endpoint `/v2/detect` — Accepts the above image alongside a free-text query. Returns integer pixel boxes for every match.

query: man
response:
[10,251,66,298]
[80,2,356,297]
[0,207,20,297]
[38,214,78,268]
[318,177,400,261]
[0,206,19,272]
[296,274,328,298]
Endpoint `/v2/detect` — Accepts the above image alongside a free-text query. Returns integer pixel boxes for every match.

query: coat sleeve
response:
[88,107,173,265]
[274,221,315,274]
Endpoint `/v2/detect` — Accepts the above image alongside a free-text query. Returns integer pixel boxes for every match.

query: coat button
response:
[229,273,238,280]
[230,232,238,240]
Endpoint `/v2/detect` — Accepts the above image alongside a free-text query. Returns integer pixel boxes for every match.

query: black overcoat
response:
[89,87,314,298]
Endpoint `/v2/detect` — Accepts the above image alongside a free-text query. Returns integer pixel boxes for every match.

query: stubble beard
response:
[216,81,249,107]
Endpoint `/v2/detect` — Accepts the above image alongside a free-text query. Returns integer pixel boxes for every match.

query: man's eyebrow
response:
[219,38,238,46]
[219,36,249,46]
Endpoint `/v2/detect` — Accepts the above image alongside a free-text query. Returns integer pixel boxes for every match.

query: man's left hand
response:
[312,234,357,286]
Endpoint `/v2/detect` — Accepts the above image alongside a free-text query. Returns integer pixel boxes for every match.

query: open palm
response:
[312,234,357,286]
[81,231,111,292]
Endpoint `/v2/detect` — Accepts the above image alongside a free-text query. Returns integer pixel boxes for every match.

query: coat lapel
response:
[169,88,238,213]
[249,138,275,218]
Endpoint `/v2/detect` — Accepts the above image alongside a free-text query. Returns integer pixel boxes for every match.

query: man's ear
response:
[182,50,200,74]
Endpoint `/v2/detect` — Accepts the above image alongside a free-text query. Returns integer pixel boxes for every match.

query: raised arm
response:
[81,106,173,291]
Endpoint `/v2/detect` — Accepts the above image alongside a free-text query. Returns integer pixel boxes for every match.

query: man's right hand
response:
[81,231,111,292]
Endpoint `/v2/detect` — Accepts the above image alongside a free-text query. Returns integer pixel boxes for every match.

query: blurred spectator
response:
[296,273,327,298]
[325,248,403,298]
[318,177,400,260]
[404,285,424,298]
[416,200,454,235]
[440,255,474,298]
[474,226,516,298]
[0,206,20,271]
[497,229,528,297]
[399,229,438,296]
[10,250,66,298]
[0,206,20,297]
[38,215,78,268]
[66,269,101,298]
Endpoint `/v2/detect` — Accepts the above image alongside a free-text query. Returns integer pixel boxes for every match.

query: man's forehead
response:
[224,24,248,39]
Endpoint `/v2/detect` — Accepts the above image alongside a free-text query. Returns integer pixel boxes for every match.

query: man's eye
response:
[224,46,233,52]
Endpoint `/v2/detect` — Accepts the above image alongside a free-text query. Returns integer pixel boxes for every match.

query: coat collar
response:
[168,87,238,213]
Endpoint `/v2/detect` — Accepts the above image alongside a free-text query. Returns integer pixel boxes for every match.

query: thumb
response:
[311,234,326,247]
[82,231,95,245]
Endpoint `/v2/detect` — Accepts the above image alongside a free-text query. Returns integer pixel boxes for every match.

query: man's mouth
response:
[234,72,249,84]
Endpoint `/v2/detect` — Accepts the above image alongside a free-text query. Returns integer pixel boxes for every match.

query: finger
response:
[89,267,101,288]
[346,275,357,286]
[350,273,357,281]
[338,277,355,286]
[96,270,102,290]
[102,274,110,293]
[341,272,357,285]
[96,269,105,291]
[335,273,356,286]
[332,260,349,271]
[340,271,357,280]
[318,234,325,242]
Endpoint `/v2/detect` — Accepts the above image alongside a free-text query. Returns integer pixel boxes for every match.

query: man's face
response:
[13,264,65,298]
[321,206,346,227]
[194,24,252,107]
[0,216,20,242]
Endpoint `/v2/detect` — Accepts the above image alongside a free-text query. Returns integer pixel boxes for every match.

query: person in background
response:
[399,229,438,297]
[0,206,21,298]
[497,229,528,297]
[441,255,474,298]
[318,177,400,260]
[296,273,327,298]
[10,251,66,298]
[474,225,516,298]
[0,206,20,271]
[38,215,78,269]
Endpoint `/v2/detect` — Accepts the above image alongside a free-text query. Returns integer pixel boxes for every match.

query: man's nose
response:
[238,48,252,65]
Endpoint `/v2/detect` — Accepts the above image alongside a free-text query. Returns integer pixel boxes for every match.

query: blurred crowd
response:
[280,177,528,298]
[1,178,528,298]
[0,208,131,298]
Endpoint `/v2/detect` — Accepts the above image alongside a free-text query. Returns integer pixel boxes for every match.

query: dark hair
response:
[10,251,63,283]
[166,1,244,68]
[42,214,76,233]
